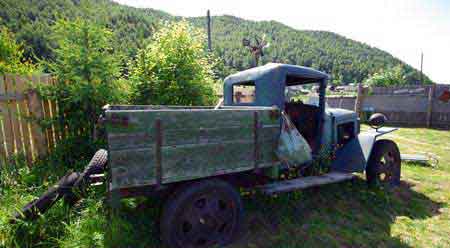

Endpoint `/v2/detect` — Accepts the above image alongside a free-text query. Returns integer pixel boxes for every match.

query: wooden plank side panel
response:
[106,108,278,134]
[107,125,278,151]
[160,140,277,184]
[161,140,254,178]
[107,108,280,189]
[14,75,33,164]
[109,147,156,189]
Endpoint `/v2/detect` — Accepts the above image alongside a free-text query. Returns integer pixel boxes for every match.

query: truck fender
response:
[330,127,398,173]
[359,127,398,161]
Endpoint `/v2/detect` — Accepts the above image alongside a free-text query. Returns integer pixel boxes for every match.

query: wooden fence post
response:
[0,75,14,157]
[426,84,436,127]
[354,83,364,118]
[0,75,7,161]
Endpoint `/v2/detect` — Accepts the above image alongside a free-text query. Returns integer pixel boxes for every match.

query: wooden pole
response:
[420,52,424,85]
[207,10,212,52]
[354,83,364,118]
[426,84,436,127]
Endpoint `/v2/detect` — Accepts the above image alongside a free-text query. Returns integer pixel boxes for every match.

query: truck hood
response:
[326,108,358,122]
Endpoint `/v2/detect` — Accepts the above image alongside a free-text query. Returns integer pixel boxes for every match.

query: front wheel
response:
[366,140,401,187]
[160,179,244,248]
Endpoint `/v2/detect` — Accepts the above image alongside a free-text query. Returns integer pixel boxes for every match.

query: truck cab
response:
[223,63,393,173]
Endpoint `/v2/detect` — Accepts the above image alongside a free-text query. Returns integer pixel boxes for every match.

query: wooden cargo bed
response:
[105,105,280,190]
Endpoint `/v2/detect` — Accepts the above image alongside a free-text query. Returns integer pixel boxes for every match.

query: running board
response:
[258,172,356,195]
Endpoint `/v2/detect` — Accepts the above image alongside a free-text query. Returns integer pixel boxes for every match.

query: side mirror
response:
[368,113,387,129]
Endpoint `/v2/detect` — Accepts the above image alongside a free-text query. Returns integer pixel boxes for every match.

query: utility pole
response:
[420,52,424,85]
[207,10,212,52]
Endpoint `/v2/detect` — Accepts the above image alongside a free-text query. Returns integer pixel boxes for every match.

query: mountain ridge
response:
[0,0,432,84]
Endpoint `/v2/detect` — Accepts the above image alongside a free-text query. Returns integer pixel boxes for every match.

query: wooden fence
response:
[327,84,450,128]
[0,74,58,165]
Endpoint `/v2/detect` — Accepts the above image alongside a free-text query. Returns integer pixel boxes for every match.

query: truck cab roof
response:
[224,63,329,86]
[223,63,329,108]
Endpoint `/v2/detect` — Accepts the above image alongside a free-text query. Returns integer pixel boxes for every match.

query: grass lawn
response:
[1,126,449,247]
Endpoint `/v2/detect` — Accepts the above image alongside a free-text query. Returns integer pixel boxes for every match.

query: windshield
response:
[285,83,327,107]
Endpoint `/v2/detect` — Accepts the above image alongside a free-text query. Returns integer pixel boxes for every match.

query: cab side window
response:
[233,82,255,104]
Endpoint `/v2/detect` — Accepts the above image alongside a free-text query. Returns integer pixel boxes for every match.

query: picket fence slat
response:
[1,76,14,156]
[0,76,7,160]
[42,99,54,151]
[15,75,34,164]
[30,75,48,158]
[41,74,55,150]
[0,74,61,165]
[5,75,20,154]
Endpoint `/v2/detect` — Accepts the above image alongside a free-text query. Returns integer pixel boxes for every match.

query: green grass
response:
[1,126,449,247]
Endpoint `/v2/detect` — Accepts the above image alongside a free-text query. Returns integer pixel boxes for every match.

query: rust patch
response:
[438,88,450,103]
[110,113,129,127]
[269,108,280,120]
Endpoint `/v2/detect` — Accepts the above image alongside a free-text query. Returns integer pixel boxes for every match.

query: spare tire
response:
[11,149,108,223]
[11,172,80,222]
[73,149,108,190]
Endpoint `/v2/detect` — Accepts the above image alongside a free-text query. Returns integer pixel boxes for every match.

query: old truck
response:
[101,63,401,248]
[13,63,401,247]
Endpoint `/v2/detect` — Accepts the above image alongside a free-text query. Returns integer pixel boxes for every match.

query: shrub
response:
[129,21,218,106]
[39,18,127,166]
[366,65,431,87]
[0,27,36,74]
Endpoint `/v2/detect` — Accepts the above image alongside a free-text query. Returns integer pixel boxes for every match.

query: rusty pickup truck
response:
[102,63,401,248]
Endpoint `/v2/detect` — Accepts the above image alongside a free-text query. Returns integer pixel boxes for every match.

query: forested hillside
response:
[0,0,432,84]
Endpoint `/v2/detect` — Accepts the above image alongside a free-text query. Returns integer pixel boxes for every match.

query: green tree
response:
[365,65,407,87]
[0,28,35,74]
[129,21,217,105]
[40,18,125,164]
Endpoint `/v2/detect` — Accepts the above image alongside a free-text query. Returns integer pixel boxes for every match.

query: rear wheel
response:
[366,140,401,187]
[160,179,243,248]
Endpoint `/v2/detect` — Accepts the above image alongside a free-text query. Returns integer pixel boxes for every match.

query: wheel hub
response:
[177,193,236,247]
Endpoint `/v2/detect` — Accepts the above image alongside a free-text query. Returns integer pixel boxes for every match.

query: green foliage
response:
[365,65,407,87]
[39,18,126,165]
[0,28,35,74]
[0,0,433,84]
[0,0,169,63]
[129,21,217,105]
[365,65,432,87]
[57,199,106,248]
[0,155,107,248]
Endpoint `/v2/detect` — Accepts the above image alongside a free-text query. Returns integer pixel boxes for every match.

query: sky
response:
[114,0,450,83]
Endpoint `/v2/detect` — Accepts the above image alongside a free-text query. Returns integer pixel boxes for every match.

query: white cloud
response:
[114,0,450,83]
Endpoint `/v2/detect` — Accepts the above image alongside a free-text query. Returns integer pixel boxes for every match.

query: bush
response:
[129,21,218,106]
[363,65,432,87]
[0,27,36,74]
[39,18,127,166]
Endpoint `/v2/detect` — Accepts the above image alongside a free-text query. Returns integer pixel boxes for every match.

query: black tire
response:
[366,140,401,187]
[11,150,107,222]
[11,172,80,222]
[73,149,108,189]
[160,179,244,248]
